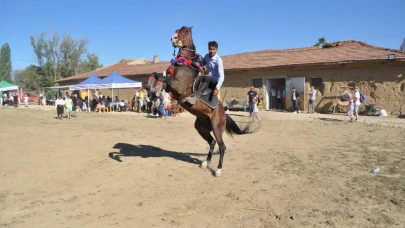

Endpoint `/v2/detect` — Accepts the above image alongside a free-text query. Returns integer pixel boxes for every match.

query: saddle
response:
[192,76,219,109]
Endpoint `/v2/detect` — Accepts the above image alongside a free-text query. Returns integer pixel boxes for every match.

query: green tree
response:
[12,65,43,92]
[314,37,341,48]
[30,32,100,86]
[0,43,12,82]
[314,37,326,47]
[400,38,405,51]
[79,53,103,73]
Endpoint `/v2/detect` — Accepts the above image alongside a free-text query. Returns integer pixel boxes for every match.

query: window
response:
[252,78,263,88]
[26,93,33,97]
[310,78,323,89]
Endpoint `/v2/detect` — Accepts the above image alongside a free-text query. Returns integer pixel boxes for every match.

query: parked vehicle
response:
[21,91,40,103]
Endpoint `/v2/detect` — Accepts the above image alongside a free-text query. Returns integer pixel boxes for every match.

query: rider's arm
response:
[216,58,225,90]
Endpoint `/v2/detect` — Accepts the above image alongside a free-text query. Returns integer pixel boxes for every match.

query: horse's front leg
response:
[194,119,215,168]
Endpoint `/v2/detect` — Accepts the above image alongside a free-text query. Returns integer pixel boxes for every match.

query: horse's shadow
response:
[108,143,204,165]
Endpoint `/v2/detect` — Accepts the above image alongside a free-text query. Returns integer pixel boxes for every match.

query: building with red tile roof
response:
[56,41,405,114]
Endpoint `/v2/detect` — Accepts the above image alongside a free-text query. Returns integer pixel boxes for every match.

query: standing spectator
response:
[82,99,88,112]
[24,94,29,107]
[71,94,77,117]
[353,86,361,121]
[281,85,286,110]
[135,89,140,101]
[9,94,13,106]
[347,94,354,122]
[292,87,300,113]
[257,94,263,109]
[64,95,73,119]
[146,87,152,115]
[270,85,277,109]
[55,96,65,119]
[158,93,166,119]
[246,86,257,116]
[13,92,18,107]
[77,98,83,112]
[39,92,43,105]
[138,89,144,113]
[3,92,7,106]
[308,85,317,114]
[276,89,281,109]
[252,97,261,123]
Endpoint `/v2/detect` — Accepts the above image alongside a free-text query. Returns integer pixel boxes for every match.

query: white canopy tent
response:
[56,72,142,112]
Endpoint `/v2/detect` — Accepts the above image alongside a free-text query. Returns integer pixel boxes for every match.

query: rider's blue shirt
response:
[203,54,225,90]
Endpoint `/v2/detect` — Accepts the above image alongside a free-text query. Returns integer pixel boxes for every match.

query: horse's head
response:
[171,26,194,48]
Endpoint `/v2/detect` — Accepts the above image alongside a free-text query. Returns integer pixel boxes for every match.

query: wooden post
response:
[221,89,227,104]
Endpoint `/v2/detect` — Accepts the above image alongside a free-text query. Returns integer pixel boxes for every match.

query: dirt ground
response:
[1,106,404,228]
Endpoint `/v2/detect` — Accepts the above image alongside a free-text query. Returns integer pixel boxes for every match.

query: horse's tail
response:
[225,114,260,137]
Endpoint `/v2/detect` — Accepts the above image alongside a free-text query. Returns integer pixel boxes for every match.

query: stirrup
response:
[186,95,198,104]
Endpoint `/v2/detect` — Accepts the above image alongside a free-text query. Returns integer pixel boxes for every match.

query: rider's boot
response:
[186,89,201,104]
[186,82,207,104]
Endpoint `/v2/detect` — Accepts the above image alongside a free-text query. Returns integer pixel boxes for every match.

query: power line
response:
[11,59,37,63]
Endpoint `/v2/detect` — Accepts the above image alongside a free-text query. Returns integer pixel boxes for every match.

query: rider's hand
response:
[214,89,219,96]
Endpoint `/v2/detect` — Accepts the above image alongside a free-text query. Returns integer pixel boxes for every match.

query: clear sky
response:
[1,0,404,70]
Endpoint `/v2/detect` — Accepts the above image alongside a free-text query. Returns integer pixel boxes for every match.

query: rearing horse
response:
[158,26,258,177]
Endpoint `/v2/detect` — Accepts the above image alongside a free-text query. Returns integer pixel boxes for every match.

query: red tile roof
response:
[56,40,405,83]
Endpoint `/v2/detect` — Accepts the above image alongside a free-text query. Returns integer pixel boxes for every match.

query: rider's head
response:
[208,41,218,57]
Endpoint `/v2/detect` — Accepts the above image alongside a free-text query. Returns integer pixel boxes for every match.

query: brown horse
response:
[157,26,258,176]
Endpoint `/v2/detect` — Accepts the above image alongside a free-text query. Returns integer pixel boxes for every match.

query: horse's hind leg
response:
[195,118,215,168]
[211,114,226,177]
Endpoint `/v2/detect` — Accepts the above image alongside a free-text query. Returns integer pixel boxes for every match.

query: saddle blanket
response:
[199,93,219,109]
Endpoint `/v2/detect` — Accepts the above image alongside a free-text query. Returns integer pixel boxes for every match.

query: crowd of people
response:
[51,87,183,120]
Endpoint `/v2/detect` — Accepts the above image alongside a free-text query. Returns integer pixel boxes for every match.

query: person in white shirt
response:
[186,41,225,104]
[39,93,43,105]
[24,94,29,107]
[252,97,261,123]
[55,96,65,119]
[119,100,125,112]
[308,85,317,114]
[292,87,300,113]
[353,86,361,121]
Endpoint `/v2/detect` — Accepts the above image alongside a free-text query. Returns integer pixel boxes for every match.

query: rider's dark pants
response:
[195,76,218,98]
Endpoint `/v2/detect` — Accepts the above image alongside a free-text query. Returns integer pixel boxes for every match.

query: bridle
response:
[173,28,196,59]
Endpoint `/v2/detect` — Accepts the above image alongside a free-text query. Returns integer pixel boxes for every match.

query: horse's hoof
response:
[215,169,222,177]
[200,161,209,168]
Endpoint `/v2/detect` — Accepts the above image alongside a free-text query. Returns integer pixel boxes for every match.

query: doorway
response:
[265,78,286,110]
[286,77,305,111]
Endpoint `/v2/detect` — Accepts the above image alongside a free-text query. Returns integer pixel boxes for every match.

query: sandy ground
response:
[0,105,404,228]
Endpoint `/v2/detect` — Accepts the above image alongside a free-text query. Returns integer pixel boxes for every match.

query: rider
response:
[186,41,225,104]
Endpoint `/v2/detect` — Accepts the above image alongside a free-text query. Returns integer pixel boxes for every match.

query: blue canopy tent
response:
[69,74,103,112]
[101,71,142,110]
[101,71,142,88]
[69,74,103,90]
